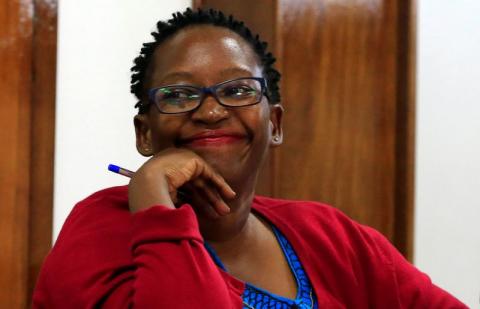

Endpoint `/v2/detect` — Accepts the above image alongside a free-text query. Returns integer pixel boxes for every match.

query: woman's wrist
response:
[128,171,175,213]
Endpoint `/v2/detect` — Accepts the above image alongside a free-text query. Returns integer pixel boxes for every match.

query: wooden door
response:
[0,0,57,307]
[194,0,416,260]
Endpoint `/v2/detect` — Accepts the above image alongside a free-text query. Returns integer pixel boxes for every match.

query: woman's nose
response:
[190,95,229,124]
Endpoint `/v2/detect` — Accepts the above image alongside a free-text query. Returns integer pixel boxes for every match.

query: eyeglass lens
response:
[153,78,263,114]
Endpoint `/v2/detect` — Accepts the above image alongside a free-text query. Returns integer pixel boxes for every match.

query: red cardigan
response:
[33,186,466,308]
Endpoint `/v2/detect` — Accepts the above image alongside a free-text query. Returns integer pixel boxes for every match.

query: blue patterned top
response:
[204,226,318,309]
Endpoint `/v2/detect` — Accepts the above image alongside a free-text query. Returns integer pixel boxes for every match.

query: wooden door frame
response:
[0,0,57,307]
[393,0,416,261]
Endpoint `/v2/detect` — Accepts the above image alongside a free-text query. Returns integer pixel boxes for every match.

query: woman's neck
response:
[201,203,272,274]
[198,187,255,242]
[198,170,264,262]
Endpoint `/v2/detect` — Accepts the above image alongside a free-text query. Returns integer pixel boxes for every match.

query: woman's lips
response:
[180,131,246,147]
[183,135,245,147]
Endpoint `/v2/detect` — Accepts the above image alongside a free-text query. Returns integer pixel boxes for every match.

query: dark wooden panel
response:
[0,0,34,306]
[28,0,57,303]
[277,0,414,258]
[278,0,400,237]
[194,0,415,258]
[393,0,416,261]
[0,0,56,307]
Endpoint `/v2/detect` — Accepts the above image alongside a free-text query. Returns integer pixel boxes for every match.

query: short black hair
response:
[130,8,281,114]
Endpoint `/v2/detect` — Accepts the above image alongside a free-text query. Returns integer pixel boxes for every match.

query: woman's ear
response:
[269,104,284,147]
[134,114,153,157]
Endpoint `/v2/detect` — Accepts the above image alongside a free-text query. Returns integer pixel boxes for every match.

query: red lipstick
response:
[181,130,246,147]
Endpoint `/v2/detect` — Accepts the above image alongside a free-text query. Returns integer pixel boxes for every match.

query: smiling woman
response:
[132,24,282,212]
[32,8,467,308]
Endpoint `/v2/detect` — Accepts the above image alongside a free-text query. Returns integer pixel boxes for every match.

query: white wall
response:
[414,1,480,307]
[54,0,190,238]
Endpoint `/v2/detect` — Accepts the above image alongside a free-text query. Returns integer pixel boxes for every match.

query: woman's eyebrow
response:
[159,72,194,84]
[159,67,255,84]
[218,67,254,78]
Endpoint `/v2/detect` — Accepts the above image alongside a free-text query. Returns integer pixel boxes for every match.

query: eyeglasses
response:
[147,77,267,114]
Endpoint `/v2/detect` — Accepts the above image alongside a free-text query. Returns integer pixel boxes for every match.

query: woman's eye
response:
[224,86,256,97]
[160,88,199,102]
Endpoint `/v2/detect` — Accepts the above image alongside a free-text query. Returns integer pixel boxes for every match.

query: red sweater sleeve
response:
[32,188,242,308]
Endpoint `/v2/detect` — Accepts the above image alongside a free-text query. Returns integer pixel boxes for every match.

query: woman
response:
[33,8,466,308]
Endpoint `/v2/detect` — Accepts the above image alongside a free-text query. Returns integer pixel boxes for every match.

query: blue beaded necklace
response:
[204,226,317,309]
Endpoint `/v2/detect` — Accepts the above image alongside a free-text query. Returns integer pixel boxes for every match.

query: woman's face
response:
[134,25,283,186]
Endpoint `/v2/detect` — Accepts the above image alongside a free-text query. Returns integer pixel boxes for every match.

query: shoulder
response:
[53,185,131,248]
[57,186,130,233]
[54,186,131,244]
[253,196,467,307]
[73,185,129,211]
[254,194,345,214]
[253,195,393,264]
[253,195,366,233]
[253,196,390,302]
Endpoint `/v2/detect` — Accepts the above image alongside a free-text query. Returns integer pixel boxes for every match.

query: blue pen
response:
[108,164,188,199]
[108,164,134,178]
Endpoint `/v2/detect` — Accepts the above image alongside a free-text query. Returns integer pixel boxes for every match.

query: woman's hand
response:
[128,148,236,217]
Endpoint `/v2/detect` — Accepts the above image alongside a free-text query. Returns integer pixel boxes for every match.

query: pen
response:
[108,164,134,178]
[108,164,187,198]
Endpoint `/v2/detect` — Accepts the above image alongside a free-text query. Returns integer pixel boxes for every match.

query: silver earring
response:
[273,136,280,142]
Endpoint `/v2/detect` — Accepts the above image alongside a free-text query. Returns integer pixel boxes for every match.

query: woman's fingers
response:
[183,184,220,220]
[190,178,230,216]
[211,173,236,200]
[195,159,236,200]
[130,148,235,215]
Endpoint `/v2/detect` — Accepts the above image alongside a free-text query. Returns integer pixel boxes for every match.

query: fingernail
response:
[221,203,231,214]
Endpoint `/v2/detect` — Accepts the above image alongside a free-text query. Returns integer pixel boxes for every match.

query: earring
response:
[273,136,280,142]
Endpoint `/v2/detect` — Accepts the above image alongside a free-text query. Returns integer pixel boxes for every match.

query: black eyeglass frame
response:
[145,77,269,114]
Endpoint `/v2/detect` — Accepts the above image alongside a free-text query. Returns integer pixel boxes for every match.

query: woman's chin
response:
[188,147,248,177]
